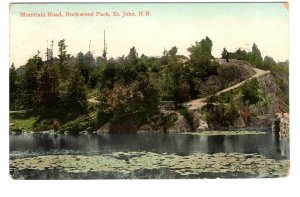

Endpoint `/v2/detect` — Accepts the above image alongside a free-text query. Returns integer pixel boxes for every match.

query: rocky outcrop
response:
[233,114,246,128]
[216,59,256,89]
[272,113,289,138]
[167,114,190,133]
[257,73,278,114]
[97,123,111,134]
[192,110,209,131]
[97,117,141,134]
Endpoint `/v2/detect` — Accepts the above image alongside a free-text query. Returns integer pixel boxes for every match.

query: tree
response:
[168,46,178,61]
[189,36,213,67]
[101,60,117,89]
[126,46,138,66]
[188,37,217,79]
[263,56,276,70]
[221,48,228,59]
[60,68,87,112]
[161,48,169,65]
[19,54,42,108]
[27,51,43,70]
[174,80,190,105]
[248,43,263,68]
[233,48,248,60]
[9,63,18,110]
[99,78,159,122]
[58,39,70,69]
[240,78,262,105]
[36,66,59,110]
[76,52,95,84]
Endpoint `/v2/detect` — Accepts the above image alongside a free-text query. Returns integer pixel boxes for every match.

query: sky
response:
[9,2,288,67]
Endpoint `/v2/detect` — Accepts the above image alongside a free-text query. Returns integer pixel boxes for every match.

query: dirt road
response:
[183,63,270,110]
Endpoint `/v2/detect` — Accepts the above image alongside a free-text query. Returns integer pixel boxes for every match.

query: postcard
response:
[9,2,289,179]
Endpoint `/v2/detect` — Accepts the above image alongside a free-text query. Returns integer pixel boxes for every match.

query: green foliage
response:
[201,86,218,97]
[36,66,59,110]
[58,39,70,70]
[248,43,263,68]
[168,46,178,61]
[263,56,276,70]
[126,46,138,66]
[18,54,42,109]
[59,68,87,112]
[201,102,239,127]
[96,111,112,127]
[218,91,234,103]
[88,68,100,88]
[240,78,261,105]
[174,81,190,105]
[60,115,95,133]
[189,37,218,79]
[76,51,95,84]
[98,74,159,123]
[231,48,248,61]
[223,102,240,123]
[189,36,213,67]
[272,61,289,74]
[221,48,228,59]
[160,112,179,132]
[10,37,288,133]
[178,108,195,131]
[161,48,169,65]
[9,64,18,110]
[27,52,43,70]
[10,113,37,132]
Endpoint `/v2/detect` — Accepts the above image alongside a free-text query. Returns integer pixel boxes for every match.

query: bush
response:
[178,108,195,131]
[162,112,179,131]
[240,78,261,105]
[201,102,239,127]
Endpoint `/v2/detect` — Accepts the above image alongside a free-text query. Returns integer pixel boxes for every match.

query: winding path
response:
[88,97,100,104]
[183,61,270,110]
[86,59,270,110]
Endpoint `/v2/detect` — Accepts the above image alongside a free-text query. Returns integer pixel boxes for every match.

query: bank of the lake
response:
[9,131,289,179]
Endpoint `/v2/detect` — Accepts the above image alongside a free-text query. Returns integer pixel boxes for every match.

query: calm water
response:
[9,131,289,179]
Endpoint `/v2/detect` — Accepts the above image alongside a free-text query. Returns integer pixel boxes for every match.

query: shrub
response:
[178,108,195,131]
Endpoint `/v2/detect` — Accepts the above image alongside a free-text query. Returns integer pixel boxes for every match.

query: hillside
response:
[9,38,289,134]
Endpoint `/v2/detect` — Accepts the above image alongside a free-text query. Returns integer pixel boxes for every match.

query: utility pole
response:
[89,40,91,66]
[102,30,107,61]
[45,40,49,61]
[50,40,54,63]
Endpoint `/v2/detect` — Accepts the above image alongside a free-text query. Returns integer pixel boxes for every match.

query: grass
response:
[10,114,37,132]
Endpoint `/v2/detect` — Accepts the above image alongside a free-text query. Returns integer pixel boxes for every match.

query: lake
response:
[9,130,289,179]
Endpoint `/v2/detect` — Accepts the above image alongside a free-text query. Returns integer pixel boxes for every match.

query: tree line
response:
[9,37,288,128]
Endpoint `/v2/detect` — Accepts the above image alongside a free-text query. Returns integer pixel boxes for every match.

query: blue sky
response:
[10,3,288,67]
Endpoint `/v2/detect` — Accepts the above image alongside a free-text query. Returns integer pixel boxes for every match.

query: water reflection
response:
[10,131,289,160]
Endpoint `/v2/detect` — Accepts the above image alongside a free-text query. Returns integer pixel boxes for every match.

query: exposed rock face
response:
[272,113,289,138]
[167,114,190,133]
[216,59,256,89]
[233,114,246,128]
[192,110,208,131]
[97,117,141,134]
[192,59,256,96]
[257,73,278,114]
[247,73,283,128]
[97,123,111,134]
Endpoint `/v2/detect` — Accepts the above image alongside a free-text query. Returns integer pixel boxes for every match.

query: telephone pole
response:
[46,40,49,61]
[102,30,107,61]
[89,40,91,66]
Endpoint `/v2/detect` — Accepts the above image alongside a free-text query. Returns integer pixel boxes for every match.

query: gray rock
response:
[167,114,190,133]
[97,123,111,134]
[138,124,152,133]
